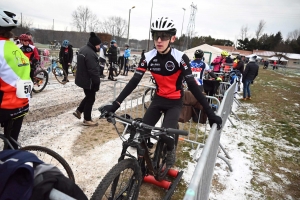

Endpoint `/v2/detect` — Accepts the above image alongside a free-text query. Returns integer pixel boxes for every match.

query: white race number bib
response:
[16,79,33,98]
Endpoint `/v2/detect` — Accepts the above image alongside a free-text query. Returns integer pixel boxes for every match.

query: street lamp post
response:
[127,6,135,45]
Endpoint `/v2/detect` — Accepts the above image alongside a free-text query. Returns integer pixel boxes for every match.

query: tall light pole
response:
[147,0,154,51]
[181,8,186,38]
[127,6,135,45]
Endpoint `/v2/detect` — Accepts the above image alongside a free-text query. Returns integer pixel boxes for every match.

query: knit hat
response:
[89,32,101,46]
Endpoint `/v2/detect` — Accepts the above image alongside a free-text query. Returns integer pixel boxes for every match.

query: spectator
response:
[264,60,269,69]
[242,55,259,100]
[73,32,101,126]
[106,40,118,81]
[99,41,108,78]
[141,49,145,58]
[59,40,73,82]
[0,9,33,149]
[273,60,277,70]
[100,16,222,168]
[211,50,228,72]
[122,43,131,76]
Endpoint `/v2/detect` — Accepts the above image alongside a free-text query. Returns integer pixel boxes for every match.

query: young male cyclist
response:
[0,9,32,149]
[100,17,222,167]
[190,49,221,92]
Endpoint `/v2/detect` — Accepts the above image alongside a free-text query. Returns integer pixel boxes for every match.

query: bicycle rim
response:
[113,63,121,77]
[153,141,169,181]
[32,70,48,93]
[53,67,67,84]
[91,159,142,200]
[20,145,75,181]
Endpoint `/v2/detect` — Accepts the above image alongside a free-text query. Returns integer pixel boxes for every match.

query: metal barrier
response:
[183,82,237,200]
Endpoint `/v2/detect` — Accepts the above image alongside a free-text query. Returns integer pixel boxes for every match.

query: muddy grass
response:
[237,67,300,199]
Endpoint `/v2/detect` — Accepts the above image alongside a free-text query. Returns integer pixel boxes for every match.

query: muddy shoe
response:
[73,110,82,119]
[83,120,98,126]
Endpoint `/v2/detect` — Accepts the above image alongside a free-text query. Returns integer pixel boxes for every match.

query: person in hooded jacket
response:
[106,40,118,81]
[73,32,101,126]
[242,55,259,100]
[59,39,73,82]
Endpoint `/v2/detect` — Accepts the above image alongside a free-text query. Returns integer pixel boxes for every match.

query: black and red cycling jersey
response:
[115,48,215,118]
[19,44,40,64]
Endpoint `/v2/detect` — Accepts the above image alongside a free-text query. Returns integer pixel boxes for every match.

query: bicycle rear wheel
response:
[153,140,169,181]
[20,145,75,181]
[32,69,48,93]
[52,66,67,84]
[91,159,142,200]
[142,88,156,110]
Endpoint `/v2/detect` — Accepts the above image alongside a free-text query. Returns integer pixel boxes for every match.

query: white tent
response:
[245,54,262,60]
[184,44,223,64]
[268,56,288,62]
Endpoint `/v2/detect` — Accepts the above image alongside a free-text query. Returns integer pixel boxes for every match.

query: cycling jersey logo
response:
[165,61,175,71]
[12,50,29,67]
[181,60,188,70]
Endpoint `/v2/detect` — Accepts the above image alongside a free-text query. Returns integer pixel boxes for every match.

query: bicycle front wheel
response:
[52,66,67,84]
[32,69,48,93]
[91,159,142,200]
[142,88,155,110]
[20,145,75,182]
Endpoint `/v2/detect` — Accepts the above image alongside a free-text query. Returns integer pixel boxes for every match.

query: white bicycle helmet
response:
[151,17,176,35]
[0,9,18,27]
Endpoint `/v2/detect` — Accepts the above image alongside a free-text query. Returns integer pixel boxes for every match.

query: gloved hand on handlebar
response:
[208,114,222,130]
[98,101,120,118]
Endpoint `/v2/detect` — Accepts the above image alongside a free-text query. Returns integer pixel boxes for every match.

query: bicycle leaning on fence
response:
[90,111,188,200]
[47,58,68,84]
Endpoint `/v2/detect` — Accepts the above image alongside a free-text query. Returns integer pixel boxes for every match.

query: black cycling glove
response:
[99,101,120,117]
[208,114,222,130]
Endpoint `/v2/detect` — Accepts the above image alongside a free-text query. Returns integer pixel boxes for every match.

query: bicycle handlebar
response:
[103,112,188,136]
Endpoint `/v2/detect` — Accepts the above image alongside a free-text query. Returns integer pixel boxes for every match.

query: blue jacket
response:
[0,150,43,200]
[124,48,131,58]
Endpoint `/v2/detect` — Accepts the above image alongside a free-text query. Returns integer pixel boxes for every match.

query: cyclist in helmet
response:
[100,16,222,168]
[122,43,131,76]
[19,34,40,84]
[0,9,32,149]
[211,50,228,72]
[59,39,73,82]
[190,49,221,92]
[106,40,118,81]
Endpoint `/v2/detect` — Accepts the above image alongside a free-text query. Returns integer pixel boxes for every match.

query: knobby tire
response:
[32,69,48,93]
[91,159,142,200]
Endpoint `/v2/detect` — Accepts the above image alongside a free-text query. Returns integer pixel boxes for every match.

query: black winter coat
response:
[75,42,100,91]
[107,45,118,62]
[59,45,73,64]
[236,60,245,74]
[243,61,259,81]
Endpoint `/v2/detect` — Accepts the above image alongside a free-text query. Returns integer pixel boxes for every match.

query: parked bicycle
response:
[91,111,188,199]
[0,119,75,181]
[105,59,121,77]
[47,58,68,84]
[32,62,49,93]
[128,55,140,72]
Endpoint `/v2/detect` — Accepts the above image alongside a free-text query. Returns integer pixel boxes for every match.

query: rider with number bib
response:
[0,9,33,149]
[100,16,222,168]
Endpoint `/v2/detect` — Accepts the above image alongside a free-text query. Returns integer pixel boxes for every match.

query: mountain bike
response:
[32,62,49,93]
[47,58,68,84]
[91,112,188,200]
[105,60,121,77]
[0,119,75,181]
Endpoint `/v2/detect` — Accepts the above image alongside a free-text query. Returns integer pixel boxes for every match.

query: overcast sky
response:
[1,0,300,42]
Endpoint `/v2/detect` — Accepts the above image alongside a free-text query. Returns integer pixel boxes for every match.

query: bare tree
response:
[255,20,266,40]
[88,13,101,32]
[240,25,249,40]
[17,16,33,29]
[99,16,127,39]
[287,29,300,40]
[72,6,95,32]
